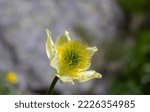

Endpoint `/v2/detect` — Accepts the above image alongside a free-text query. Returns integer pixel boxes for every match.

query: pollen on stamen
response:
[57,40,90,76]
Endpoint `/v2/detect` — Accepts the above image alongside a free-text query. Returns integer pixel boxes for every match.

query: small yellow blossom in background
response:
[6,72,17,84]
[46,29,102,83]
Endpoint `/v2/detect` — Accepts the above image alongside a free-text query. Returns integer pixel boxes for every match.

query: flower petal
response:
[50,52,59,72]
[55,31,71,47]
[46,29,55,61]
[76,70,102,82]
[55,73,74,84]
[82,46,97,70]
[87,46,98,57]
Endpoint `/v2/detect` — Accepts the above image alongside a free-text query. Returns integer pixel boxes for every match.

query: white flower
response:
[46,29,102,83]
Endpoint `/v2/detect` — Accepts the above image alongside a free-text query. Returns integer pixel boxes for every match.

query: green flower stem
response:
[47,76,58,95]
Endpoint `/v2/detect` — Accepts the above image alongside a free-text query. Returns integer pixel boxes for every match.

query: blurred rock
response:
[0,0,123,94]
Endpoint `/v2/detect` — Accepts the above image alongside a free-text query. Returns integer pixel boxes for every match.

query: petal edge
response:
[55,31,71,47]
[87,46,98,58]
[50,52,59,72]
[77,70,102,82]
[45,29,55,61]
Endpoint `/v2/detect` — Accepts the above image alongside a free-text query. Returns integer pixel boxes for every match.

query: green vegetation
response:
[118,0,150,14]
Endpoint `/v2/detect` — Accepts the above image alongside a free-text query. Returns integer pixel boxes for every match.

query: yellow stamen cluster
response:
[57,40,90,77]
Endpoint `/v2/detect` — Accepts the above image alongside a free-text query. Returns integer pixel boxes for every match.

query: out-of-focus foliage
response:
[111,31,150,94]
[110,0,150,95]
[118,0,150,14]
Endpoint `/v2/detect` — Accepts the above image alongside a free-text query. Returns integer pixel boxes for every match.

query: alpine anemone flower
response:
[46,29,102,84]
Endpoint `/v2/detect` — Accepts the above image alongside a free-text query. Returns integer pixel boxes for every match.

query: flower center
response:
[57,40,90,76]
[64,50,79,68]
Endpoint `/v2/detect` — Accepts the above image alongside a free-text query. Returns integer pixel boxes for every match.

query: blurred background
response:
[0,0,150,95]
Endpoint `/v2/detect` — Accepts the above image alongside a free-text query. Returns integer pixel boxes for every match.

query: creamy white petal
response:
[55,31,71,47]
[87,46,98,57]
[55,73,74,84]
[76,70,102,82]
[50,52,59,72]
[82,46,97,70]
[45,29,55,61]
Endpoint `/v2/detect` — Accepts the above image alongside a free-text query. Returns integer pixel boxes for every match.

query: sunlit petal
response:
[77,70,102,82]
[56,73,74,84]
[55,31,71,48]
[50,52,59,72]
[87,46,98,57]
[46,29,55,61]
